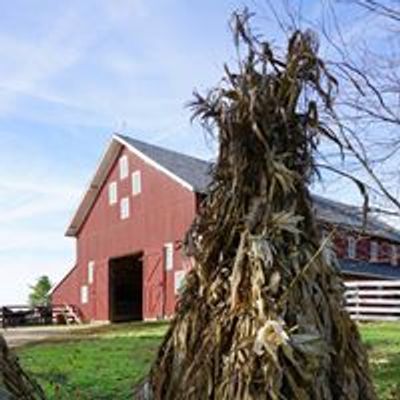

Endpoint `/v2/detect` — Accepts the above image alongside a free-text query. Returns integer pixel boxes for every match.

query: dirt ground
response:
[0,323,108,347]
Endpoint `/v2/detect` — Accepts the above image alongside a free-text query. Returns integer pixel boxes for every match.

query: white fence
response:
[344,280,400,322]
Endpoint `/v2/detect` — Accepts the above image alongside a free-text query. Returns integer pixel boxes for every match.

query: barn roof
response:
[339,259,400,280]
[117,134,212,192]
[313,195,400,242]
[66,134,400,243]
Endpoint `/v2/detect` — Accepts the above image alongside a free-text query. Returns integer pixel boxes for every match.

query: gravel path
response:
[0,324,107,348]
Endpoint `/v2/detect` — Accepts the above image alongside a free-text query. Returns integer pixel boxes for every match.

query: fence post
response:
[355,287,360,320]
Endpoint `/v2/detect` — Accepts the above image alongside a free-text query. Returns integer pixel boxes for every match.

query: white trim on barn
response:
[65,137,122,237]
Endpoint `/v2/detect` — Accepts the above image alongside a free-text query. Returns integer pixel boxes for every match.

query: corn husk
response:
[146,10,377,400]
[0,335,46,399]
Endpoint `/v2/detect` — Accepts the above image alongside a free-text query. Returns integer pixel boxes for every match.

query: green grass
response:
[16,322,168,400]
[16,321,400,399]
[360,322,400,399]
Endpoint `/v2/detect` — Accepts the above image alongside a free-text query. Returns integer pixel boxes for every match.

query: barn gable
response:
[59,134,202,321]
[66,134,212,237]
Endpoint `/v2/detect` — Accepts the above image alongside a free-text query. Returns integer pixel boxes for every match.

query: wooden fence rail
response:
[344,280,400,322]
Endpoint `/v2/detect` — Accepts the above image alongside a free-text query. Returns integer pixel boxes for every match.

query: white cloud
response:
[0,16,85,114]
[0,2,146,118]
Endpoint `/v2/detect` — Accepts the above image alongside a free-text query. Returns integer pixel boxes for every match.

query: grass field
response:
[16,322,168,400]
[16,322,400,399]
[361,323,400,399]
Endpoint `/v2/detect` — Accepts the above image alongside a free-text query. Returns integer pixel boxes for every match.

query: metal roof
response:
[117,134,212,192]
[313,195,400,242]
[66,134,400,244]
[339,259,400,280]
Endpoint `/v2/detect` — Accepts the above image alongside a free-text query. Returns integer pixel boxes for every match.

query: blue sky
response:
[0,0,391,304]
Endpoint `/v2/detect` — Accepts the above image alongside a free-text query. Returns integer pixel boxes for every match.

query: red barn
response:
[52,134,400,322]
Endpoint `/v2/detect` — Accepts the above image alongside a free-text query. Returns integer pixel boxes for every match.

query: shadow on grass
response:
[33,371,69,385]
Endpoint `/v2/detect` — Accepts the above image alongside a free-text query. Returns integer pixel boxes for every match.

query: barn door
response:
[143,251,164,320]
[109,253,143,322]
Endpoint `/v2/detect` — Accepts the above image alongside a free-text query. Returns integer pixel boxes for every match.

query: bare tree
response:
[350,0,400,21]
[315,0,400,218]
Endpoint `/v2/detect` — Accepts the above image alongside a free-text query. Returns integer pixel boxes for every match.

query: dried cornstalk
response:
[146,10,377,400]
[0,334,46,399]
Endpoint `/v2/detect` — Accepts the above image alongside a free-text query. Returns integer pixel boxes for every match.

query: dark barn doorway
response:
[109,253,143,322]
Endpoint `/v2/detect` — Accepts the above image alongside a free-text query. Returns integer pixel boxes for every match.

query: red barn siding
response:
[356,237,370,261]
[380,241,391,264]
[332,230,347,259]
[323,222,400,266]
[53,146,197,321]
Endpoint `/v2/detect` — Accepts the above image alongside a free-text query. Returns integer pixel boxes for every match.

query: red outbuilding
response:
[52,134,400,322]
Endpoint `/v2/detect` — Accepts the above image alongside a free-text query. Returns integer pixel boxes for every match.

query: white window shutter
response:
[120,197,130,220]
[131,171,142,195]
[119,155,129,180]
[164,243,174,271]
[347,237,356,259]
[174,270,186,294]
[80,285,89,304]
[108,182,117,205]
[88,261,95,284]
[370,241,378,262]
